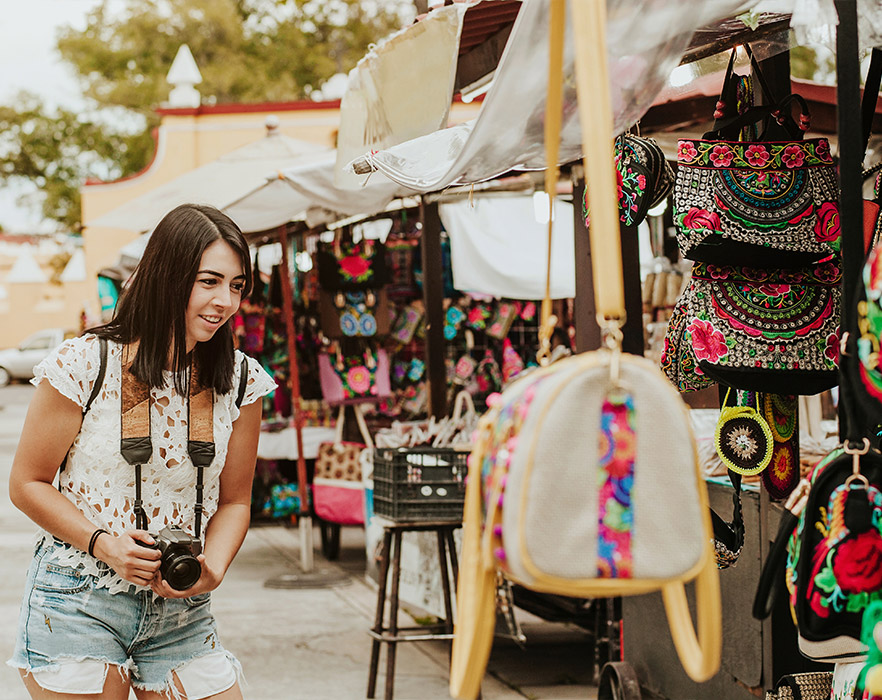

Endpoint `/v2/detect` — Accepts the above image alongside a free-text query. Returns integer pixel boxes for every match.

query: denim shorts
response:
[8,539,241,698]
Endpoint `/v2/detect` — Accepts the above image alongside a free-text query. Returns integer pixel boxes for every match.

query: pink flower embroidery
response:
[781,144,805,168]
[687,319,728,364]
[816,139,831,162]
[681,208,722,233]
[678,141,698,161]
[339,255,370,281]
[757,284,790,298]
[706,264,731,280]
[744,144,771,167]
[709,144,734,167]
[825,331,840,364]
[813,202,840,245]
[637,174,646,189]
[347,365,372,395]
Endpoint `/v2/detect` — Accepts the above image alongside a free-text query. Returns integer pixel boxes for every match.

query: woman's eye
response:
[232,283,245,293]
[200,278,216,286]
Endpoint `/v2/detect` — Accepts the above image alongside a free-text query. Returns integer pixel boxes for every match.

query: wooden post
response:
[276,225,314,572]
[572,168,642,355]
[571,169,601,352]
[420,197,448,417]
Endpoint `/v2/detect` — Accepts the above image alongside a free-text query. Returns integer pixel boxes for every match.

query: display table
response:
[257,426,336,461]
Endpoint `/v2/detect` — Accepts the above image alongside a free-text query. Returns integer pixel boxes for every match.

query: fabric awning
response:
[348,0,758,192]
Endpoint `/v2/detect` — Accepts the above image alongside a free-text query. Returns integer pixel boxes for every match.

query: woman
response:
[8,204,276,699]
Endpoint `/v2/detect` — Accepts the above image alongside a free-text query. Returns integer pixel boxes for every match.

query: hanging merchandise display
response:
[762,393,801,500]
[581,133,675,229]
[449,3,720,697]
[673,48,841,269]
[663,259,841,394]
[317,237,389,291]
[715,389,774,477]
[754,441,882,663]
[754,17,882,662]
[318,288,391,338]
[313,405,374,526]
[318,343,392,405]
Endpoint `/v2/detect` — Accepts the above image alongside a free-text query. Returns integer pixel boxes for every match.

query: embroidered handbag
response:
[313,405,374,526]
[318,345,392,405]
[582,134,675,229]
[317,238,388,292]
[673,51,840,269]
[664,260,841,395]
[318,288,391,338]
[753,442,882,663]
[450,6,721,695]
[764,672,834,700]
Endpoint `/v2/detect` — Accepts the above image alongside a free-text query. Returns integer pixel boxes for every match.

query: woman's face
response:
[185,239,246,352]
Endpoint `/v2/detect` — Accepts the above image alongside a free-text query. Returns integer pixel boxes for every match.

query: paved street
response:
[0,384,598,699]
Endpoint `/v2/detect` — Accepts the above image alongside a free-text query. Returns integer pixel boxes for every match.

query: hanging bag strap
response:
[836,0,872,447]
[58,336,107,493]
[568,0,720,683]
[331,404,374,450]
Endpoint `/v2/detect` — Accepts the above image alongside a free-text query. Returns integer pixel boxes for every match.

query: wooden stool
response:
[366,520,461,700]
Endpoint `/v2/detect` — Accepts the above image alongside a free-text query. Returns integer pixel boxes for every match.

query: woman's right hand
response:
[92,530,162,586]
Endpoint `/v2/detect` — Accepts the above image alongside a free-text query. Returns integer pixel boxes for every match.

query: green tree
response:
[0,0,413,231]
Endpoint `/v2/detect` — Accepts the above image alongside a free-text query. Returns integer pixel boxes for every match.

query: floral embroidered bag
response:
[318,344,391,405]
[317,239,388,291]
[753,441,882,663]
[673,50,840,269]
[662,259,841,395]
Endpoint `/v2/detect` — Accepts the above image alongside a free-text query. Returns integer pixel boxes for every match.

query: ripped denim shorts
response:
[8,539,242,698]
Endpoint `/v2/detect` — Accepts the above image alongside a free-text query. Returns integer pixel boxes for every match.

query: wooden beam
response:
[420,198,448,417]
[454,22,514,93]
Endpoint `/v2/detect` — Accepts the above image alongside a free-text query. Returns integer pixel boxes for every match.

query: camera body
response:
[140,526,202,591]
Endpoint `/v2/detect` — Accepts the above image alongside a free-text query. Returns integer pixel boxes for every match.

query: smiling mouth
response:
[200,315,223,324]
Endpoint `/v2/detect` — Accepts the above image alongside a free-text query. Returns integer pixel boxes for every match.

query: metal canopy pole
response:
[276,224,314,572]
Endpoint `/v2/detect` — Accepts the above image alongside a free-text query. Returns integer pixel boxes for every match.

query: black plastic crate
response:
[372,447,468,523]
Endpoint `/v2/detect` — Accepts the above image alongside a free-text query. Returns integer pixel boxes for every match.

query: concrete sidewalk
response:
[0,384,598,699]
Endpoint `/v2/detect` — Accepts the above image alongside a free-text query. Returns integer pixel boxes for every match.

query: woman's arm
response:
[152,397,262,598]
[9,381,161,585]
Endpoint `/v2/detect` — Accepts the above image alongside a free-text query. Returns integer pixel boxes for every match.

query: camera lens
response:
[162,553,201,591]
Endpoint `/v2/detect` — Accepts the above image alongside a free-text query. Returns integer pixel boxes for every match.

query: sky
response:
[0,0,105,232]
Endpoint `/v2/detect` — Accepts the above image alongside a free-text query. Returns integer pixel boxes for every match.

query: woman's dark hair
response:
[96,204,252,395]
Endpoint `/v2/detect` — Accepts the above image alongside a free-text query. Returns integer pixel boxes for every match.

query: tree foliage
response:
[0,0,413,231]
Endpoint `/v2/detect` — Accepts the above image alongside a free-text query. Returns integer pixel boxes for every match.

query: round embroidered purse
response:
[715,390,773,476]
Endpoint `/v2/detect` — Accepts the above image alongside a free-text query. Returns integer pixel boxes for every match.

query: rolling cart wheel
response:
[598,661,642,700]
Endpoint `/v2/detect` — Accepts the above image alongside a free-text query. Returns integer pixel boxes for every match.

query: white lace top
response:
[32,334,277,594]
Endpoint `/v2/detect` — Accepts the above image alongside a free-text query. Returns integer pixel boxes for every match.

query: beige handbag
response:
[449,2,721,697]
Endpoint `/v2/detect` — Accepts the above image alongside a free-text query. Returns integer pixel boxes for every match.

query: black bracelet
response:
[88,528,108,558]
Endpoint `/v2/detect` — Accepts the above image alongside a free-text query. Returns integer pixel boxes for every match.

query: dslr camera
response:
[139,526,202,591]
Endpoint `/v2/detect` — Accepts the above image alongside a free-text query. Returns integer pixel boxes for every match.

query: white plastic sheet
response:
[350,0,757,192]
[440,196,575,299]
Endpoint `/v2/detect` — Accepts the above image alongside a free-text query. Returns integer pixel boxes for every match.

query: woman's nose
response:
[213,285,233,308]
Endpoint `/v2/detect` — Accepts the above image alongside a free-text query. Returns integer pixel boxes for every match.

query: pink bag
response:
[318,345,391,405]
[313,405,373,526]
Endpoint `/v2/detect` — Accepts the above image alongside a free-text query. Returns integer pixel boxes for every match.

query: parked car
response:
[0,328,76,387]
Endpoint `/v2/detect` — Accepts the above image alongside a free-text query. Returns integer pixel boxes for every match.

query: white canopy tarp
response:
[440,196,575,299]
[349,0,757,192]
[86,131,328,233]
[223,154,418,233]
[334,2,468,190]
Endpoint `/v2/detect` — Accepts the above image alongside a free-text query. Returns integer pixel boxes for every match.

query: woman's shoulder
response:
[231,350,277,411]
[32,333,116,408]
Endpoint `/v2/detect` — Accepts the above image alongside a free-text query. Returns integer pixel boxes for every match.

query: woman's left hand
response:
[150,554,223,599]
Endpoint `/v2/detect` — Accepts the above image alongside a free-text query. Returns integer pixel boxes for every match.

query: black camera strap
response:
[120,343,216,538]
